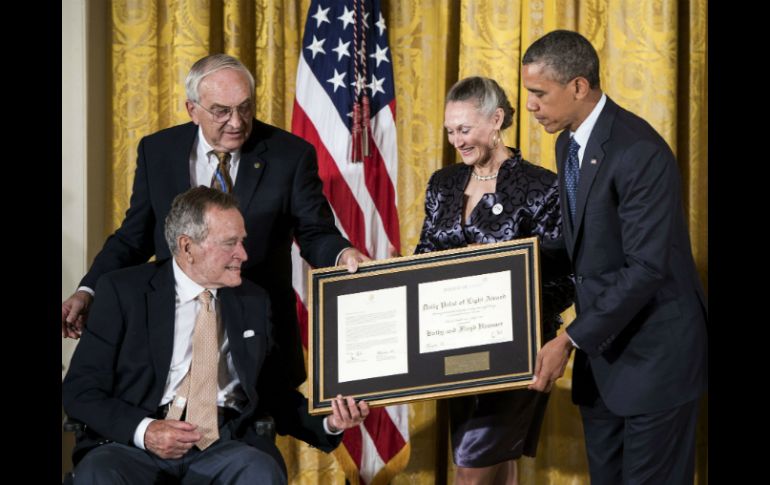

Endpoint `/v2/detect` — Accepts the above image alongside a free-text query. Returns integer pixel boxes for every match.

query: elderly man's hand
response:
[144,419,202,459]
[338,247,371,273]
[61,291,92,339]
[327,395,370,432]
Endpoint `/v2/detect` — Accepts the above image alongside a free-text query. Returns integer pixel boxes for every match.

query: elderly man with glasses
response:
[62,53,367,389]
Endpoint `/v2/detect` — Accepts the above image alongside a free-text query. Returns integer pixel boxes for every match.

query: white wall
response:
[61,0,108,377]
[62,0,108,477]
[61,0,87,378]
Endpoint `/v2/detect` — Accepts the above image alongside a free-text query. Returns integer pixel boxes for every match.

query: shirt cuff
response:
[323,416,344,435]
[565,330,580,349]
[334,247,352,266]
[133,417,155,449]
[77,286,95,297]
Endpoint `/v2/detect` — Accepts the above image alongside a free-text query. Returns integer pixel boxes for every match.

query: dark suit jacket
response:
[558,96,708,416]
[63,259,341,466]
[79,121,350,387]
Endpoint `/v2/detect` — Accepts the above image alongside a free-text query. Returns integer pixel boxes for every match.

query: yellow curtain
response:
[108,1,707,483]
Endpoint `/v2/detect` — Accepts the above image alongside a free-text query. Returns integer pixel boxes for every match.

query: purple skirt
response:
[449,389,550,468]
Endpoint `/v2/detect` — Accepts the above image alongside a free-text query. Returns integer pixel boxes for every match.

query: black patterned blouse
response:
[415,148,574,337]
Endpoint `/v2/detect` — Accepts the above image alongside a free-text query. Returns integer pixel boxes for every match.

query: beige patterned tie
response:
[210,151,233,193]
[165,290,221,449]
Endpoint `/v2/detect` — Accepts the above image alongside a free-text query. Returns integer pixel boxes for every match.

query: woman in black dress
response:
[415,76,574,484]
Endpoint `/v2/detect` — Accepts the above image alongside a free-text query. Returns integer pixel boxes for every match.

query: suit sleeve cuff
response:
[565,330,580,349]
[133,417,155,449]
[323,417,344,435]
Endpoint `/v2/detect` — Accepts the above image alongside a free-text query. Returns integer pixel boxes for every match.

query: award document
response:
[307,237,543,414]
[337,286,408,383]
[419,270,513,353]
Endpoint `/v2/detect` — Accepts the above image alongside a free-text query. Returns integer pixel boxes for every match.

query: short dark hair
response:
[522,30,601,89]
[164,186,240,254]
[446,76,515,130]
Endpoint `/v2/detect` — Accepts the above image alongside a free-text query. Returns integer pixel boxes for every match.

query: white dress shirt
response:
[569,93,607,168]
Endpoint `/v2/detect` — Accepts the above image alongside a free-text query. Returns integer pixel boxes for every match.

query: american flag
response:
[290,1,409,484]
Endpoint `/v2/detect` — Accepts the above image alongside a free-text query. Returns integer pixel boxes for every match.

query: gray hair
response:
[446,76,514,129]
[522,30,601,89]
[164,186,240,255]
[185,53,256,103]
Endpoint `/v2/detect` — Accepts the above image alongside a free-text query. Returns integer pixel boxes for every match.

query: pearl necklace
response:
[471,170,498,181]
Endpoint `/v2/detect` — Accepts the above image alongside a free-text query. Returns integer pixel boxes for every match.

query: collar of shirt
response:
[570,93,607,167]
[172,257,218,305]
[189,126,241,187]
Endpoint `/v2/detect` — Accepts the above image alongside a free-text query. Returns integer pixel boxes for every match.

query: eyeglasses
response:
[195,100,254,123]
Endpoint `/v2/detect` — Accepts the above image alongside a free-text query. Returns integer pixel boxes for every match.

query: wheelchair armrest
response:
[254,416,276,442]
[63,416,85,434]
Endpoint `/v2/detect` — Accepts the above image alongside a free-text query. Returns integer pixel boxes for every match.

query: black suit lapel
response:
[233,120,269,211]
[573,99,616,235]
[146,262,177,398]
[566,97,617,256]
[173,123,199,194]
[219,289,258,403]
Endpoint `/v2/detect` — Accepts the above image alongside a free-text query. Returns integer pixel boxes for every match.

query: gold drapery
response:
[107,1,707,483]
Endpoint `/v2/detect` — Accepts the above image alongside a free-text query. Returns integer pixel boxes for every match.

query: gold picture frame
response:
[308,237,542,414]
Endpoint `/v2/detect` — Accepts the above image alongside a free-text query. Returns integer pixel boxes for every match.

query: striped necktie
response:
[210,151,233,193]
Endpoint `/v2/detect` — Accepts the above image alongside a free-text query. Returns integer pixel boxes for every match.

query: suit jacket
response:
[558,96,708,416]
[79,121,350,387]
[415,151,574,338]
[63,259,341,466]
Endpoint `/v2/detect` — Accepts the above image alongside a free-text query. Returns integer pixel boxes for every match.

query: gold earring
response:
[491,130,500,149]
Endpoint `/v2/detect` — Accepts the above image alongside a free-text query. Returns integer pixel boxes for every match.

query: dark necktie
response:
[166,290,221,449]
[211,151,233,193]
[564,136,580,223]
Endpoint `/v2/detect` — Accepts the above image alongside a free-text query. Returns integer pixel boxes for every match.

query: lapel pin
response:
[590,158,598,165]
[254,162,262,169]
[243,329,255,338]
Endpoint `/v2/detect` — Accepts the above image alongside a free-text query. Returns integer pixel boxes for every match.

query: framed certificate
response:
[307,237,542,414]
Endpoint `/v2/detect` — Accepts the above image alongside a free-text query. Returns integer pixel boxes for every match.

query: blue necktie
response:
[564,137,580,223]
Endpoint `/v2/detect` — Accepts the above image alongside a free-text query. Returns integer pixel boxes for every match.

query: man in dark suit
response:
[522,30,707,484]
[63,187,368,483]
[61,53,367,388]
